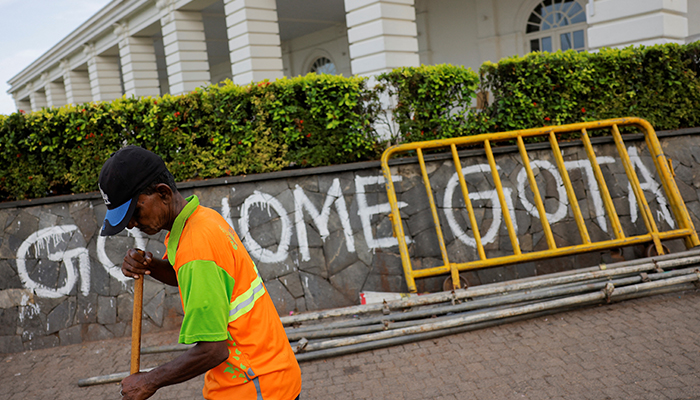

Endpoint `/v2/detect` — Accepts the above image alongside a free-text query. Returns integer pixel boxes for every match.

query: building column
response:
[27,82,48,111]
[84,43,123,102]
[13,94,31,113]
[61,60,93,105]
[587,0,688,50]
[45,82,68,108]
[157,0,211,95]
[224,0,284,85]
[44,73,68,108]
[476,0,501,65]
[344,0,420,77]
[115,23,161,98]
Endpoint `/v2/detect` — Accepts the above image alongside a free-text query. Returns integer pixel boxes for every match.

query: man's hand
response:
[119,341,228,399]
[122,248,178,286]
[120,372,157,400]
[122,248,152,279]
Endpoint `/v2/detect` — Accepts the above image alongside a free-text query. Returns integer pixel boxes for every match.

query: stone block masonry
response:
[1,131,699,353]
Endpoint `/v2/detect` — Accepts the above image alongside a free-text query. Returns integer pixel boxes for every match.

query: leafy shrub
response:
[479,43,700,133]
[378,64,480,142]
[2,42,700,202]
[0,74,382,201]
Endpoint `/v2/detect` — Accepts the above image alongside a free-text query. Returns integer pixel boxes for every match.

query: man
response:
[99,145,301,400]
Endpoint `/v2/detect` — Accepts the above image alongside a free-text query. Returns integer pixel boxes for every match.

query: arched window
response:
[526,0,587,52]
[309,57,337,75]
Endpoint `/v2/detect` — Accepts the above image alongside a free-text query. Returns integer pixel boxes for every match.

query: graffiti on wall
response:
[13,147,674,299]
[16,226,147,298]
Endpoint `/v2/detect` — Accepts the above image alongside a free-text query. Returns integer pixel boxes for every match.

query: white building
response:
[7,0,700,112]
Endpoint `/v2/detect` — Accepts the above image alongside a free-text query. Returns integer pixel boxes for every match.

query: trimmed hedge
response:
[377,64,480,142]
[479,42,700,133]
[2,42,700,201]
[0,74,382,200]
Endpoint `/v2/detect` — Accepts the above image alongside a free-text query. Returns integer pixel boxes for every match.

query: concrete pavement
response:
[2,289,700,399]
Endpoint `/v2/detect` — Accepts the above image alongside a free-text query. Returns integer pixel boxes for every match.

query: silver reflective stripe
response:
[251,376,263,400]
[229,280,265,320]
[244,368,262,399]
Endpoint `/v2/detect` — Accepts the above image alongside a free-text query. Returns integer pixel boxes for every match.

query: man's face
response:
[126,192,170,235]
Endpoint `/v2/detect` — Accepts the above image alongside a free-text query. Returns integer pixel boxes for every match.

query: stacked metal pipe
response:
[78,249,700,386]
[282,249,700,362]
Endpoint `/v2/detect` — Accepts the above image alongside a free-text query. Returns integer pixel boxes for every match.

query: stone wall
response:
[1,130,699,353]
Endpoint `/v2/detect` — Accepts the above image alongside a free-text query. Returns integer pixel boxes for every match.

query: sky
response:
[0,0,112,115]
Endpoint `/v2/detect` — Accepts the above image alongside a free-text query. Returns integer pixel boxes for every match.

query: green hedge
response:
[479,42,700,133]
[0,74,382,200]
[2,42,700,202]
[379,43,700,141]
[377,64,480,142]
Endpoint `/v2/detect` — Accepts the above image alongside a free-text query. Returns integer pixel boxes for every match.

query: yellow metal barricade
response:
[381,117,700,293]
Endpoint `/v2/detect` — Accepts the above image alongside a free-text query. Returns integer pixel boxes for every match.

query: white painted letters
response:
[626,147,674,228]
[13,150,682,300]
[443,164,518,248]
[96,229,146,284]
[516,160,568,224]
[294,179,355,261]
[355,175,411,250]
[239,190,293,263]
[563,157,615,232]
[16,225,90,298]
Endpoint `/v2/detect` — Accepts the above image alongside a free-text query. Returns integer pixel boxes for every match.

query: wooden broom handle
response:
[130,251,145,374]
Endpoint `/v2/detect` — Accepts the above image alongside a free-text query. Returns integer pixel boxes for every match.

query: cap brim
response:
[100,194,139,236]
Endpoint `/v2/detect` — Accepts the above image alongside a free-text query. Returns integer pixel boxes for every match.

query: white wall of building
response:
[413,0,538,73]
[6,0,700,113]
[688,0,700,42]
[415,0,479,71]
[282,25,352,77]
[587,0,689,49]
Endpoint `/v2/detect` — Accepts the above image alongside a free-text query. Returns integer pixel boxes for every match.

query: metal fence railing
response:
[381,118,700,293]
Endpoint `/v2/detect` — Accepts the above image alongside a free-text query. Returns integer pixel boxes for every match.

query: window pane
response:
[527,1,586,52]
[573,30,585,49]
[561,0,573,13]
[527,13,541,33]
[542,36,552,52]
[316,62,337,75]
[561,32,572,50]
[543,14,554,30]
[569,4,585,24]
[310,57,337,75]
[568,3,583,15]
[543,5,554,18]
[532,4,543,17]
[570,13,586,24]
[558,13,570,26]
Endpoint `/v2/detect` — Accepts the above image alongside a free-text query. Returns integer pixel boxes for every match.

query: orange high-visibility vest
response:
[165,196,301,400]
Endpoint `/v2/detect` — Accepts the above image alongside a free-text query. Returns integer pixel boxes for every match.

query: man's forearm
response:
[147,258,178,286]
[123,341,228,399]
[147,341,227,387]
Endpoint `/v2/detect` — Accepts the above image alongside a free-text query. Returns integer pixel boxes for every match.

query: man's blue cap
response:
[98,146,167,236]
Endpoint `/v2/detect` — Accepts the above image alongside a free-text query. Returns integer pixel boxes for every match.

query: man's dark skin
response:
[119,183,229,400]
